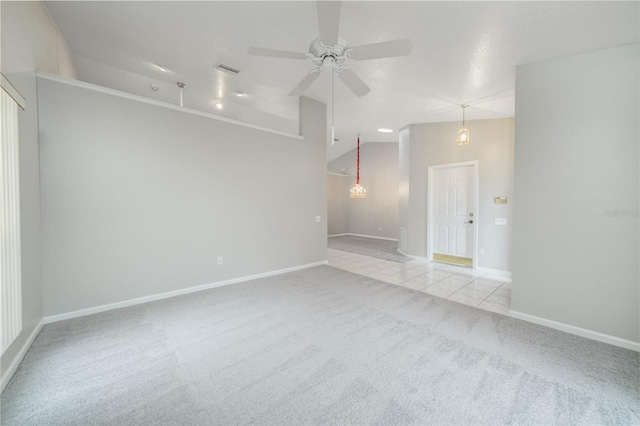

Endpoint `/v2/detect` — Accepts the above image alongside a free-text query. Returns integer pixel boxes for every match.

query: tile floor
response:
[327,248,512,315]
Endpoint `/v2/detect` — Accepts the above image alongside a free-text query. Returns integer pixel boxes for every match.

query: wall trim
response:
[328,233,398,242]
[1,73,26,110]
[346,233,398,242]
[397,248,422,260]
[1,319,44,393]
[509,310,639,352]
[44,260,328,324]
[36,72,303,140]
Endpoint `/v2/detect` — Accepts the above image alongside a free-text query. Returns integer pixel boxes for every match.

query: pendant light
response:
[457,104,470,145]
[349,135,366,200]
[177,82,186,107]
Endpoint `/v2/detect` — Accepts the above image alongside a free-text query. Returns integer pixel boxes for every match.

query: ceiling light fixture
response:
[177,82,186,107]
[457,104,470,145]
[233,91,246,97]
[156,65,170,72]
[377,128,393,133]
[215,102,223,109]
[349,135,366,200]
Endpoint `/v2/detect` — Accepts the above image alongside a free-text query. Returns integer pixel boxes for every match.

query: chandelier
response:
[349,135,366,200]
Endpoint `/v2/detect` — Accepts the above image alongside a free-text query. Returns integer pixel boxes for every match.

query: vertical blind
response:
[1,86,23,354]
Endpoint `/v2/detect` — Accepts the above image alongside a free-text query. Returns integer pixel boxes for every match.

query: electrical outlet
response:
[217,256,223,265]
[315,216,321,223]
[495,218,507,225]
[479,248,485,255]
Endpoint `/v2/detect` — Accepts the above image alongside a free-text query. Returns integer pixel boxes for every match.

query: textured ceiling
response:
[44,1,639,161]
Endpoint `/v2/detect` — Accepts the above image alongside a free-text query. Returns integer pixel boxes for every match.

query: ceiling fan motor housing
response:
[309,37,349,67]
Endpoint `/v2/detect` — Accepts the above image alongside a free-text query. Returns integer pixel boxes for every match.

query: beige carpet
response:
[2,265,638,425]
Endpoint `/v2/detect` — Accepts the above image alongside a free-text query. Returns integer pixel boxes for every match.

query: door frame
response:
[427,160,479,269]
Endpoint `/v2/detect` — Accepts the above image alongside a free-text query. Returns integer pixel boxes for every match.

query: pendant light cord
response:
[356,135,360,185]
[332,65,335,133]
[462,104,467,127]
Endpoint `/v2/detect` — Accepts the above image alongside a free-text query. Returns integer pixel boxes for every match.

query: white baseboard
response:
[44,260,328,324]
[345,233,399,242]
[329,233,398,242]
[397,249,422,260]
[509,310,639,352]
[1,319,44,393]
[476,266,512,277]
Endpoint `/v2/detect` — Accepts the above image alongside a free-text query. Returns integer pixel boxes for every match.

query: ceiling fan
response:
[248,1,413,97]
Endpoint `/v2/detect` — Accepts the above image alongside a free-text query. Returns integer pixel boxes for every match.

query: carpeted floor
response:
[1,265,638,425]
[328,235,410,262]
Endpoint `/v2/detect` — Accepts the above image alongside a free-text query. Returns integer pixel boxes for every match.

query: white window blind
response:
[1,82,23,354]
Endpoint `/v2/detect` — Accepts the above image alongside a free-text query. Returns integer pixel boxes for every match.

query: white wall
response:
[512,43,639,344]
[0,0,75,385]
[327,174,350,236]
[37,76,327,316]
[398,127,410,251]
[400,119,514,272]
[1,1,76,79]
[328,142,399,240]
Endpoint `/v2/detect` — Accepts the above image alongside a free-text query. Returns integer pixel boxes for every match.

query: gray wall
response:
[328,142,399,240]
[398,127,410,252]
[38,77,327,316]
[400,119,514,272]
[1,1,75,382]
[512,44,639,343]
[327,174,350,235]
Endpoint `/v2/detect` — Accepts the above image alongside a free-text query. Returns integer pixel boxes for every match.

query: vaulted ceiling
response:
[44,1,639,161]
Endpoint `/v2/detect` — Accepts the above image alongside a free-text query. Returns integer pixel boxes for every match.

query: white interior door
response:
[433,165,475,258]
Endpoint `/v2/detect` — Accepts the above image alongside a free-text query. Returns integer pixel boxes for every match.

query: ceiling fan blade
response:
[247,47,308,60]
[349,39,413,61]
[317,1,341,46]
[338,68,370,97]
[289,71,322,97]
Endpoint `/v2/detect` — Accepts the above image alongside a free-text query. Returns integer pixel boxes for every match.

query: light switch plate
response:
[495,218,507,225]
[315,216,321,223]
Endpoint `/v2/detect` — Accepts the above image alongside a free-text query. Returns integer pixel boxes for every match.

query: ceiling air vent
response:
[215,64,240,74]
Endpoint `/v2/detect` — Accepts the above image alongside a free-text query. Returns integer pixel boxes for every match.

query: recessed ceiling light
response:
[377,128,393,133]
[233,91,246,97]
[215,102,223,109]
[155,64,170,72]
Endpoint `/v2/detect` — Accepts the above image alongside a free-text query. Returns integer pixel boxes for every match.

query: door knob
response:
[465,220,474,224]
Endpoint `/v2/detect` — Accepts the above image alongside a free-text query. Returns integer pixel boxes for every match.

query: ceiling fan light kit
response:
[248,1,413,98]
[457,104,470,145]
